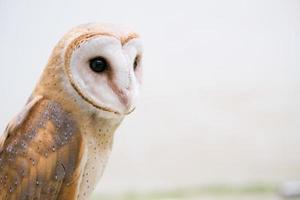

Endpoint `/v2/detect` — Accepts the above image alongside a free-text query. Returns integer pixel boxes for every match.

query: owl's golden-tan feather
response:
[0,97,84,200]
[0,98,83,200]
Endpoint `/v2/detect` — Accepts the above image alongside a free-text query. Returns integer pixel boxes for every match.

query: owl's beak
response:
[110,68,138,115]
[115,88,136,114]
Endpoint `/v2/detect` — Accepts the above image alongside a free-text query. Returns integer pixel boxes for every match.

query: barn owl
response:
[0,23,143,200]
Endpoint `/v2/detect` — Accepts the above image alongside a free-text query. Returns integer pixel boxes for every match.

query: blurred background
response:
[0,0,299,199]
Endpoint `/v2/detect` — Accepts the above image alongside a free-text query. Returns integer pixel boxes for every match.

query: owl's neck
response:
[73,96,124,200]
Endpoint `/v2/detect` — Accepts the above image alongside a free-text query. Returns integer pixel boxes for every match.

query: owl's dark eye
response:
[133,56,139,70]
[89,57,108,73]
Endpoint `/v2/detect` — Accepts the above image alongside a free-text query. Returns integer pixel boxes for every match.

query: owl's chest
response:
[77,130,114,200]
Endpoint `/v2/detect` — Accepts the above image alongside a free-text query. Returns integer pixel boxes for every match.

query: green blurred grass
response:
[91,184,279,200]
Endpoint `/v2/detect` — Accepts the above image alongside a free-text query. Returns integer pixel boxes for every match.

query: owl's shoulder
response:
[1,96,83,152]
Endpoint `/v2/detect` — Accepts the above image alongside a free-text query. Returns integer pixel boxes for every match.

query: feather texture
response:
[0,98,84,200]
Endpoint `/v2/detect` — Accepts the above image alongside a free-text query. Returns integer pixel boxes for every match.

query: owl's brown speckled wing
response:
[0,97,84,200]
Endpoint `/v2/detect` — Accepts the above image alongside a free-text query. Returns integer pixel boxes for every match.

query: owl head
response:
[38,23,143,118]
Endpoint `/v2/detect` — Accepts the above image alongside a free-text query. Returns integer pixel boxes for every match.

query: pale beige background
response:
[0,0,299,195]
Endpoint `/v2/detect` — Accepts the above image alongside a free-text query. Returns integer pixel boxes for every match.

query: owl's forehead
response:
[63,23,139,47]
[62,23,141,72]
